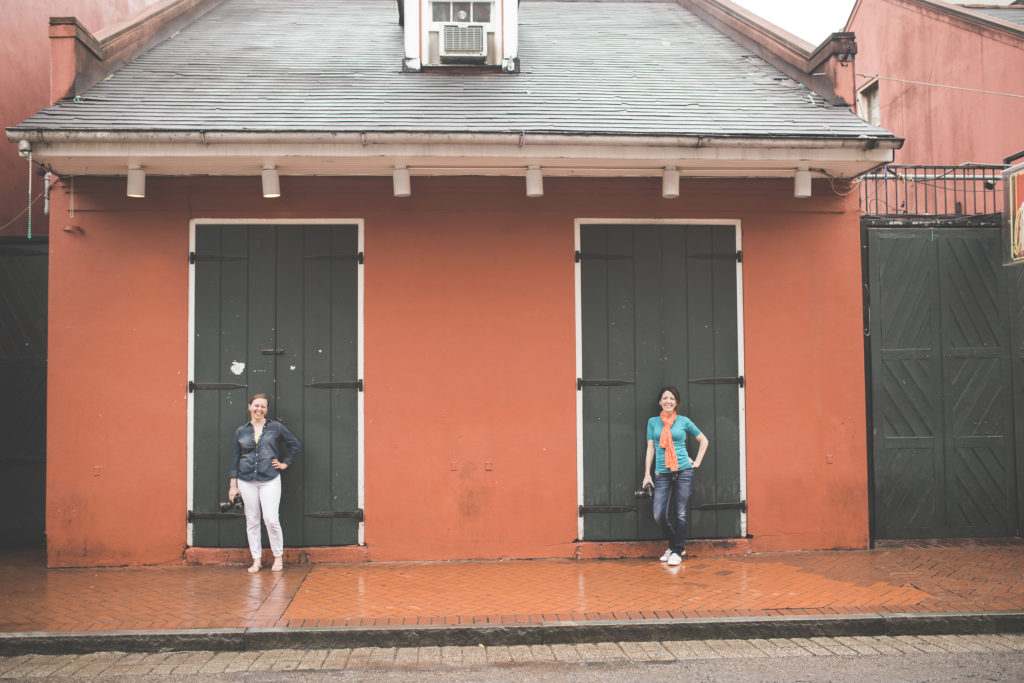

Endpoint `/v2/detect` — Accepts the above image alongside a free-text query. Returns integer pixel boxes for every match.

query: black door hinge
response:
[188,381,247,393]
[689,250,742,262]
[306,509,364,522]
[689,376,744,388]
[692,500,747,512]
[305,379,364,392]
[187,510,244,521]
[579,504,637,516]
[575,250,632,263]
[189,252,246,264]
[305,252,363,264]
[577,378,635,390]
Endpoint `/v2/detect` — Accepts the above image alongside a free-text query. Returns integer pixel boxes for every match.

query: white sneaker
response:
[659,549,672,562]
[667,552,683,566]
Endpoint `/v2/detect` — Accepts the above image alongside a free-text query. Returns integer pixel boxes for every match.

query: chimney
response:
[402,0,519,71]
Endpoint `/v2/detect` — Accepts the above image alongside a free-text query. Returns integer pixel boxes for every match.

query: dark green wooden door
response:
[869,228,1018,538]
[579,224,743,541]
[0,239,48,549]
[191,224,361,548]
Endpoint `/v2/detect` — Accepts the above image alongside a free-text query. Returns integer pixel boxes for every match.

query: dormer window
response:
[432,2,491,23]
[403,0,518,72]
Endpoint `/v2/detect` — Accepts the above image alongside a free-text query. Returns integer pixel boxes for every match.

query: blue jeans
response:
[652,469,693,554]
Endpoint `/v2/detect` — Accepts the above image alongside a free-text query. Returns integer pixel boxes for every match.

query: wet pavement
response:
[1,539,1022,655]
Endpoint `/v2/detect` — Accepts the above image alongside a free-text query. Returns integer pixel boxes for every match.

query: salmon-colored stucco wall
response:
[46,189,189,566]
[45,174,868,566]
[0,1,155,238]
[848,0,1024,165]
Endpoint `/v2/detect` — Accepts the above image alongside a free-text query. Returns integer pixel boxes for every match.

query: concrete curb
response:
[3,611,1022,656]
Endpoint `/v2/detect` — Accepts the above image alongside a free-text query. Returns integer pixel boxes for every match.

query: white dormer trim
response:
[402,0,422,71]
[502,0,518,66]
[404,0,518,71]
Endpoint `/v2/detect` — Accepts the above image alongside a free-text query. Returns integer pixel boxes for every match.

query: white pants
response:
[236,476,283,559]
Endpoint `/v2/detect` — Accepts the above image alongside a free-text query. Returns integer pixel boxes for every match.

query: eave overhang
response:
[7,129,902,182]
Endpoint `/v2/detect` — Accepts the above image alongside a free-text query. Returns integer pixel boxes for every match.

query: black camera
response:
[634,484,653,499]
[219,493,244,512]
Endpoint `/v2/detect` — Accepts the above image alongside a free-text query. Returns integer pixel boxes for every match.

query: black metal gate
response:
[190,224,361,548]
[578,224,743,542]
[867,226,1021,538]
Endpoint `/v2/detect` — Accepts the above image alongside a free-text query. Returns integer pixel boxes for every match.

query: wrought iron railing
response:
[860,164,1006,219]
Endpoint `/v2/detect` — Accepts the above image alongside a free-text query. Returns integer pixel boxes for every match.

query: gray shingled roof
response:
[12,0,893,140]
[969,7,1024,27]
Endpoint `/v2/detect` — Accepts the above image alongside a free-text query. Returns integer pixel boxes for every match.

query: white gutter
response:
[9,129,902,151]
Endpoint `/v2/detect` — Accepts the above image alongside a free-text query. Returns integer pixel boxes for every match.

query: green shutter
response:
[579,224,743,541]
[191,225,360,547]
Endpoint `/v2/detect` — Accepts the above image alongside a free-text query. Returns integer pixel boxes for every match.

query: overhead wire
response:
[0,192,46,234]
[857,73,1024,100]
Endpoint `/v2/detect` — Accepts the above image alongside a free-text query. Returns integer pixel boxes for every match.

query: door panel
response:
[1013,265,1024,534]
[869,228,1017,538]
[0,239,48,548]
[192,226,250,548]
[579,224,742,541]
[192,224,360,548]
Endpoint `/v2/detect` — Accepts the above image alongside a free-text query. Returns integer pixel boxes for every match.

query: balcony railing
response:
[860,164,1006,220]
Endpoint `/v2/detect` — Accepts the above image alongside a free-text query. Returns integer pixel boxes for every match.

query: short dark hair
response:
[658,386,681,404]
[249,393,269,405]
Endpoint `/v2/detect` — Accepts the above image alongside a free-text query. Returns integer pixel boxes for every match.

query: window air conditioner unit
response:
[442,23,486,61]
[428,1,494,65]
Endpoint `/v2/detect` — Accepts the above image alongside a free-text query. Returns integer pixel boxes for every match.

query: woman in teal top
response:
[641,386,709,566]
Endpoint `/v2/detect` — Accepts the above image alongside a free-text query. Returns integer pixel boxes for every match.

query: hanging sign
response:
[1004,162,1024,266]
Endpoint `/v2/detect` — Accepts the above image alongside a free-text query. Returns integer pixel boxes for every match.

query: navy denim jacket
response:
[230,420,301,482]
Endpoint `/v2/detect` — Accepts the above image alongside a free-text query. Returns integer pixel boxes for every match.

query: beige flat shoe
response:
[247,560,262,573]
[271,557,284,572]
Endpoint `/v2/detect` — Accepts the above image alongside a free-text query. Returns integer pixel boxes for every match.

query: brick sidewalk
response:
[2,540,1022,633]
[4,633,1024,678]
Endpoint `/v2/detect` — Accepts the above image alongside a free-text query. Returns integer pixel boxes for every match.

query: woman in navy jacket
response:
[228,393,301,573]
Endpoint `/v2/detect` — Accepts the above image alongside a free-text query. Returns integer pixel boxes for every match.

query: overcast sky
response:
[729,0,858,44]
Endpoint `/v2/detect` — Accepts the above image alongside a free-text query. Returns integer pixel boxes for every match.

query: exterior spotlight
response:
[662,167,680,199]
[262,165,280,198]
[794,167,811,198]
[526,165,543,197]
[127,165,145,198]
[393,165,411,197]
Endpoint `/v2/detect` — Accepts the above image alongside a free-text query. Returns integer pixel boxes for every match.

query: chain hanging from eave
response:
[26,151,31,239]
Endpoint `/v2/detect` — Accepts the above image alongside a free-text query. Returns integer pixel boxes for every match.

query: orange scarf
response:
[660,410,678,471]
